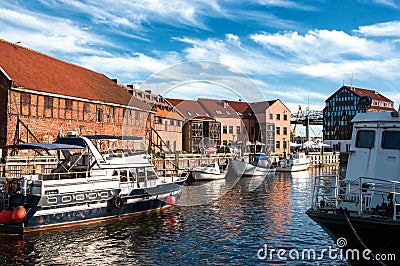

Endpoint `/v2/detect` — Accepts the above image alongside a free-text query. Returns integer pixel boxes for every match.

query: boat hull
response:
[192,171,225,181]
[276,163,309,172]
[0,181,185,234]
[306,208,400,265]
[242,164,275,177]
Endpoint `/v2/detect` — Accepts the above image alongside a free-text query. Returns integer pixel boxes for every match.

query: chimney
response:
[111,78,118,84]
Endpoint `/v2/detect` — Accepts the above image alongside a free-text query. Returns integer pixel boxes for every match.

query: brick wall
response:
[0,74,11,147]
[6,89,151,145]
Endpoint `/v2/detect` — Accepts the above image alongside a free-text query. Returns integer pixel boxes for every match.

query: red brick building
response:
[0,39,152,148]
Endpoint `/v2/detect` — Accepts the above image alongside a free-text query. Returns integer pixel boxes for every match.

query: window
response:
[276,141,280,149]
[20,93,31,106]
[283,127,287,135]
[170,119,175,126]
[276,127,280,135]
[20,93,31,115]
[269,113,273,120]
[44,96,53,109]
[283,141,287,149]
[283,114,288,121]
[229,126,233,134]
[66,100,73,111]
[44,96,53,117]
[382,131,400,149]
[222,125,227,134]
[96,108,104,122]
[276,114,281,120]
[355,130,375,148]
[83,103,90,120]
[109,107,114,117]
[236,126,241,134]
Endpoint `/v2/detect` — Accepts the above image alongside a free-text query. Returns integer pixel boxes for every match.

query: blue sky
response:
[1,0,400,114]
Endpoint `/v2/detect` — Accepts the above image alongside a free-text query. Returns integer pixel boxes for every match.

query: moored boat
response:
[190,161,226,181]
[276,152,310,172]
[306,111,400,264]
[0,135,186,234]
[230,153,276,177]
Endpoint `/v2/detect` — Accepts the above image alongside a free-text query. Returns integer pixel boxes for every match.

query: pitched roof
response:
[166,98,211,120]
[198,98,240,119]
[344,85,393,103]
[250,101,272,113]
[0,38,149,110]
[224,100,254,119]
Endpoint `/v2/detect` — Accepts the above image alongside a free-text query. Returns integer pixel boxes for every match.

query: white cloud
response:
[76,52,182,83]
[251,30,391,61]
[355,21,400,37]
[255,0,316,10]
[371,0,399,8]
[0,7,110,55]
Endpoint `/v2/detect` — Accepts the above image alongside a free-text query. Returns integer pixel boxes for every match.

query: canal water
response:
[0,166,347,265]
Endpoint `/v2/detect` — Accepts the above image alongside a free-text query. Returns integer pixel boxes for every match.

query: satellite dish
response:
[358,96,372,107]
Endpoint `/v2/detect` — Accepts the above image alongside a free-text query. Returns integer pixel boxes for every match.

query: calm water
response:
[0,166,347,265]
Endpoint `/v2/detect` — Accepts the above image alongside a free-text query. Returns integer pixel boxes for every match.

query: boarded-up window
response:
[44,96,53,117]
[20,93,31,115]
[66,100,73,111]
[83,103,90,121]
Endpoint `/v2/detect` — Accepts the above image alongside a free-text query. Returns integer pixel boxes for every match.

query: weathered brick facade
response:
[0,38,152,148]
[6,89,151,145]
[0,70,11,147]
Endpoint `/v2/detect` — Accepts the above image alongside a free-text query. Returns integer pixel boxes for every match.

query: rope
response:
[343,211,387,266]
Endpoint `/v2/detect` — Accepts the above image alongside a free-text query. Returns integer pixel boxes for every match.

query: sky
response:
[1,0,400,116]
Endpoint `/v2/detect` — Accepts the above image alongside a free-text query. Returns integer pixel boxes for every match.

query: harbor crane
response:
[291,105,302,141]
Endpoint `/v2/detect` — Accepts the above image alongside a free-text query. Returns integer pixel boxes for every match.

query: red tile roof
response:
[166,98,211,119]
[198,98,240,118]
[224,100,254,119]
[0,38,149,110]
[344,85,393,103]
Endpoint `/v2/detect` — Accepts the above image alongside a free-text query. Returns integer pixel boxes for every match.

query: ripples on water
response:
[0,166,347,265]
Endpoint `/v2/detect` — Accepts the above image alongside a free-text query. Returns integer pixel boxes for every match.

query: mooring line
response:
[343,211,387,266]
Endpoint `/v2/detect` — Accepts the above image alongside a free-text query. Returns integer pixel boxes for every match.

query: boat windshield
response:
[92,138,147,155]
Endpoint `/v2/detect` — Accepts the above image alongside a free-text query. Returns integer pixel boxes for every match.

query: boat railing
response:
[311,174,343,210]
[40,169,121,181]
[312,175,400,221]
[355,176,400,221]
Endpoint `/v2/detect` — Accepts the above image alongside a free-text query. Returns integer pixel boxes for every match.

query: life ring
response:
[113,196,123,209]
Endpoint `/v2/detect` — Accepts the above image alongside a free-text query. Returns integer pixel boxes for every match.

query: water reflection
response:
[0,166,345,265]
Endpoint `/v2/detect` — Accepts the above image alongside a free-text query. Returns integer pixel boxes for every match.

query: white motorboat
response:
[276,152,310,172]
[230,153,276,177]
[190,161,226,181]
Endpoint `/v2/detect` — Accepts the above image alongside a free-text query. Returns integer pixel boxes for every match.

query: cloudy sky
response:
[1,0,400,113]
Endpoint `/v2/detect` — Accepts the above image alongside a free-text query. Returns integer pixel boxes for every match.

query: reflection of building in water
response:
[263,173,292,239]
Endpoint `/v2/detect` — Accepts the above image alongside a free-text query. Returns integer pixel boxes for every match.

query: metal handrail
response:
[312,175,400,221]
